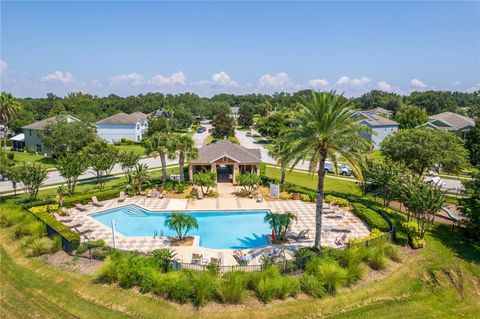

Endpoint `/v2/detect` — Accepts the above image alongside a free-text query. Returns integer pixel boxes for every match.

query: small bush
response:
[256,277,277,303]
[333,246,364,268]
[7,152,14,160]
[216,272,247,304]
[365,247,388,270]
[95,256,121,284]
[300,274,327,298]
[380,242,402,262]
[351,203,390,232]
[139,268,161,294]
[411,236,426,249]
[279,192,291,200]
[164,271,194,304]
[118,255,146,289]
[12,216,39,239]
[51,235,63,252]
[325,195,350,207]
[276,276,301,300]
[152,248,176,273]
[294,247,317,269]
[25,238,52,257]
[0,206,27,227]
[345,262,367,286]
[191,272,216,307]
[315,261,347,294]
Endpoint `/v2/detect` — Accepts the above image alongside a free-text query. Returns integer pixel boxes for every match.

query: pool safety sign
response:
[269,183,280,199]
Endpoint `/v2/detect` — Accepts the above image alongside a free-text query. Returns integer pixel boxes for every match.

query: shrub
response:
[279,192,291,200]
[25,237,52,257]
[163,271,193,304]
[139,268,161,294]
[51,235,63,252]
[348,228,385,247]
[118,254,146,289]
[325,195,350,207]
[345,262,367,286]
[379,242,402,262]
[91,249,108,260]
[256,277,277,303]
[351,203,390,232]
[152,248,176,273]
[191,272,216,307]
[62,189,121,208]
[300,194,312,202]
[365,247,388,270]
[0,206,27,227]
[95,256,121,284]
[294,247,317,269]
[314,261,347,294]
[12,216,41,239]
[76,240,105,255]
[300,274,327,298]
[276,276,301,300]
[411,236,426,249]
[7,152,14,160]
[216,272,247,304]
[333,246,364,268]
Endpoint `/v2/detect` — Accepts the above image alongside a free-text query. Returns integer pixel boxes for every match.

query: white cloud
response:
[0,59,7,75]
[258,72,292,87]
[452,81,462,86]
[335,76,371,87]
[91,79,101,86]
[308,79,329,88]
[150,71,186,87]
[410,78,427,88]
[211,71,236,86]
[41,71,75,84]
[377,81,392,92]
[109,72,144,87]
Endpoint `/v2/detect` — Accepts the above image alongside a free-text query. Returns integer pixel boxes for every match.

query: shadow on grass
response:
[429,223,480,264]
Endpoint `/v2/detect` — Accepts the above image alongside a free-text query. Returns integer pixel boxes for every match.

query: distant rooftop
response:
[96,112,148,125]
[427,112,475,130]
[365,107,392,115]
[356,111,398,127]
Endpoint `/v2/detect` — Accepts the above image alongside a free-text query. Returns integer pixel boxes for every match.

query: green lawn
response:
[114,144,147,157]
[1,218,478,318]
[7,150,57,168]
[265,166,361,195]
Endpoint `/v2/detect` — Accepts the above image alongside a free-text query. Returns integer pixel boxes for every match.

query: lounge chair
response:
[75,203,88,211]
[335,233,348,246]
[197,192,203,200]
[158,190,167,199]
[256,194,264,202]
[288,229,310,242]
[118,191,126,202]
[192,253,203,264]
[91,196,103,207]
[210,257,221,265]
[332,227,351,233]
[233,250,252,265]
[73,227,93,236]
[61,207,71,216]
[53,212,72,223]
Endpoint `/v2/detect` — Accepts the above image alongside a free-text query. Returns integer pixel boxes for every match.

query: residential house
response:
[9,134,25,151]
[354,111,399,149]
[230,106,239,118]
[423,112,475,139]
[22,115,80,155]
[189,140,261,183]
[96,112,148,143]
[364,107,393,118]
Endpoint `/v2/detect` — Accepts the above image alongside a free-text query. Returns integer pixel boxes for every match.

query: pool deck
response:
[65,196,370,266]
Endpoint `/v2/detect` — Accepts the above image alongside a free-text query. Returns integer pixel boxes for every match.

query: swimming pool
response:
[92,205,271,249]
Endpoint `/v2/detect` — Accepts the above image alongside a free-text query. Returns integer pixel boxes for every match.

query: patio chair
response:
[91,196,103,207]
[146,189,153,198]
[75,203,88,211]
[233,250,252,265]
[191,253,203,264]
[288,229,310,242]
[210,257,221,265]
[335,233,348,246]
[332,227,351,233]
[53,213,73,223]
[73,227,93,236]
[118,191,126,202]
[197,192,203,200]
[158,190,167,199]
[256,193,264,202]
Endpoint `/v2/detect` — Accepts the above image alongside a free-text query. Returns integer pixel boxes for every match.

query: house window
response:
[29,129,32,136]
[36,144,42,153]
[136,124,140,130]
[137,135,140,142]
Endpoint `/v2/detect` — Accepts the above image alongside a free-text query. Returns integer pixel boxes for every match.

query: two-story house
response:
[353,111,399,149]
[22,115,80,155]
[96,112,148,143]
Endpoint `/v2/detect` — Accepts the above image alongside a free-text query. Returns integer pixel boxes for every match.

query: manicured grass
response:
[265,166,361,195]
[7,150,57,168]
[0,218,478,318]
[253,135,273,153]
[205,135,214,145]
[114,144,147,157]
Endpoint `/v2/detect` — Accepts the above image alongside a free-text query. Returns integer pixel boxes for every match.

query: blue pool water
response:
[92,205,270,249]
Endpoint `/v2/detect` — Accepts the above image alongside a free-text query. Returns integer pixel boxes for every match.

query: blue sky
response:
[1,1,479,97]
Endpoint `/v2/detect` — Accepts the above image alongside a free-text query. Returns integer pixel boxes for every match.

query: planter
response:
[292,191,300,200]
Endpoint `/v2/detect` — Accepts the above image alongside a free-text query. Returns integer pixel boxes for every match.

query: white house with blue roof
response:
[96,112,148,143]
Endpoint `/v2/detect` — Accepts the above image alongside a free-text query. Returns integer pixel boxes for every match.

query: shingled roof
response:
[22,115,80,130]
[96,112,148,125]
[428,112,475,130]
[190,140,261,164]
[357,112,398,126]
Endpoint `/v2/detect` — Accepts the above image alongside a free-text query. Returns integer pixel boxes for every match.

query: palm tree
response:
[0,92,22,152]
[164,213,199,240]
[132,163,149,194]
[173,134,198,182]
[264,211,297,242]
[144,132,176,182]
[279,91,372,251]
[269,141,292,184]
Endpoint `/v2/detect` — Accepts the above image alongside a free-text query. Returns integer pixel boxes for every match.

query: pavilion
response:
[188,140,262,183]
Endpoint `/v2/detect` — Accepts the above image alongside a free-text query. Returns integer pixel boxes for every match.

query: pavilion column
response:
[211,163,216,172]
[188,165,193,181]
[233,163,239,184]
[256,164,260,176]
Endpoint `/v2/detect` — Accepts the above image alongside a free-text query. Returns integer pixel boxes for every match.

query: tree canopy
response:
[394,104,429,129]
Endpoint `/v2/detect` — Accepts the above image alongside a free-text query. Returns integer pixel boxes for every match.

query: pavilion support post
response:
[233,163,239,184]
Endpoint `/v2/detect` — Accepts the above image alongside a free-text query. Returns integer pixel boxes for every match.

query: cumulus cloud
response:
[452,81,462,86]
[41,71,75,83]
[335,76,371,87]
[150,71,186,87]
[0,59,7,75]
[91,79,101,86]
[211,71,236,86]
[308,79,329,88]
[109,72,144,87]
[258,72,292,88]
[410,78,427,88]
[377,81,392,92]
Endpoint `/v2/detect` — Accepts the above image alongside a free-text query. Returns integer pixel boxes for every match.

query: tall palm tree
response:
[0,92,22,152]
[279,91,372,251]
[173,134,198,182]
[144,132,176,182]
[269,141,292,184]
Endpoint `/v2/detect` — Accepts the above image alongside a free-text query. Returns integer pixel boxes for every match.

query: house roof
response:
[96,112,148,125]
[365,107,392,115]
[22,115,80,130]
[9,133,25,141]
[428,112,475,130]
[190,140,261,164]
[230,106,239,113]
[356,111,398,127]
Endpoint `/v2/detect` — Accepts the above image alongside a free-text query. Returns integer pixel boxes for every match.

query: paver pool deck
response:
[65,196,370,266]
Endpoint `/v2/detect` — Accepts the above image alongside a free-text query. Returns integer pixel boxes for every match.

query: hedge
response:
[63,189,122,208]
[351,203,390,232]
[28,205,80,251]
